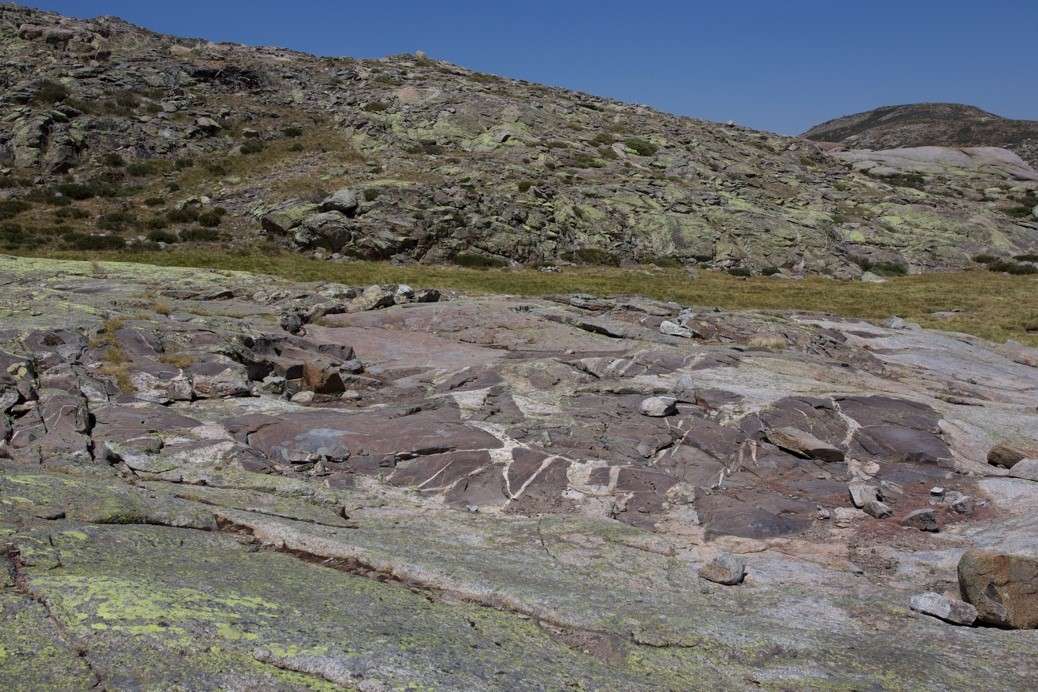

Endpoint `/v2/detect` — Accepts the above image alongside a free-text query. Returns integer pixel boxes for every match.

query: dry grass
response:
[91,317,133,392]
[21,248,1038,346]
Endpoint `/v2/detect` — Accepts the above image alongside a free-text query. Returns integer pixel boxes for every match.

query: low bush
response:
[1013,253,1038,263]
[166,207,200,224]
[240,140,266,155]
[32,79,68,104]
[567,248,620,266]
[727,267,752,277]
[0,199,31,220]
[987,259,1038,275]
[624,137,658,157]
[103,153,126,168]
[146,229,179,243]
[363,101,389,113]
[97,211,136,231]
[282,126,304,138]
[453,253,508,269]
[179,226,220,242]
[196,210,223,228]
[66,233,125,250]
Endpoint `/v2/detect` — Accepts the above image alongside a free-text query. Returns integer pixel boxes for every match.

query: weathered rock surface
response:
[1,254,1038,687]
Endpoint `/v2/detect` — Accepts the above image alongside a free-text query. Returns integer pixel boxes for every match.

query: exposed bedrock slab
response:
[1,256,1038,687]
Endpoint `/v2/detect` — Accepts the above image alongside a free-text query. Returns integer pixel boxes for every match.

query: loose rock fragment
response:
[766,426,844,462]
[900,508,940,532]
[699,553,747,585]
[863,500,893,519]
[639,396,677,417]
[1008,458,1038,482]
[909,592,977,626]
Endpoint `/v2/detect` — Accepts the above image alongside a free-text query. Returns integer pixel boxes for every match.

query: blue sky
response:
[24,0,1038,134]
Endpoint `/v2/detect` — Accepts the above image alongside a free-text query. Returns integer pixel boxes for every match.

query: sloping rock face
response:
[0,7,1036,274]
[2,254,1038,688]
[804,103,1038,170]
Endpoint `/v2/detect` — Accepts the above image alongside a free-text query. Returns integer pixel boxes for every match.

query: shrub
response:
[761,266,781,276]
[0,199,31,220]
[144,216,168,230]
[363,101,389,113]
[727,267,752,277]
[288,142,305,152]
[174,158,194,170]
[592,133,615,146]
[0,223,29,248]
[569,153,603,169]
[126,161,160,177]
[179,226,220,242]
[66,233,125,250]
[598,146,619,160]
[147,229,178,243]
[1014,253,1038,263]
[567,248,620,266]
[196,210,223,228]
[166,207,200,224]
[1006,206,1035,219]
[54,206,89,220]
[363,189,381,202]
[453,253,508,269]
[144,197,165,207]
[97,211,136,231]
[882,173,926,190]
[53,182,96,200]
[517,181,535,193]
[972,254,999,264]
[624,138,658,157]
[103,153,126,168]
[240,140,265,155]
[282,126,304,138]
[988,259,1038,275]
[32,79,68,104]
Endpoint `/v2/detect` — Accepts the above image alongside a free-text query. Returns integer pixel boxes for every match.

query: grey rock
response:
[989,441,1038,469]
[848,482,880,509]
[1008,459,1038,482]
[900,508,940,532]
[909,592,977,626]
[698,553,747,585]
[639,396,677,417]
[863,500,893,519]
[766,426,844,462]
[320,188,360,216]
[659,320,693,338]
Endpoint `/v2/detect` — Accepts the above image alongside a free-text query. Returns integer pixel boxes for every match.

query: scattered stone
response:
[848,482,880,509]
[659,320,693,338]
[930,487,945,498]
[863,500,893,519]
[945,491,975,516]
[639,396,677,417]
[900,508,940,532]
[290,391,315,404]
[909,592,977,626]
[1008,459,1038,482]
[698,553,747,585]
[766,426,844,462]
[958,550,1038,629]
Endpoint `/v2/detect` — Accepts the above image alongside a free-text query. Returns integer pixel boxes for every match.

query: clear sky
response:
[23,0,1038,135]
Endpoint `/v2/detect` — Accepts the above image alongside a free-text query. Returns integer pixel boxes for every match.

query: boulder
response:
[640,396,677,418]
[659,320,693,338]
[848,482,880,509]
[958,550,1038,629]
[261,202,320,235]
[909,592,977,626]
[1008,459,1038,482]
[349,285,397,312]
[900,508,940,532]
[766,426,844,462]
[699,553,747,585]
[293,212,352,252]
[863,500,893,519]
[320,188,360,216]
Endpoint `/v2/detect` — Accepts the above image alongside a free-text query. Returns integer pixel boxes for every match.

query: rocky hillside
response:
[1,4,1037,276]
[2,255,1038,687]
[804,103,1038,169]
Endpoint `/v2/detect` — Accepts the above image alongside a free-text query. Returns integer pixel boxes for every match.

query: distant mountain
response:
[803,103,1038,168]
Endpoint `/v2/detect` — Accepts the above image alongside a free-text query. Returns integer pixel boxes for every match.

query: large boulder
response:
[260,202,320,235]
[319,188,360,216]
[292,212,352,252]
[958,550,1038,629]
